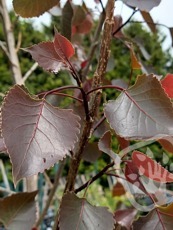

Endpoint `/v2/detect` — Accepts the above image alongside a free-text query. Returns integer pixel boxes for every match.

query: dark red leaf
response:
[114,208,137,230]
[1,85,80,185]
[98,131,121,164]
[23,31,74,73]
[133,208,173,230]
[116,135,129,150]
[161,73,173,98]
[104,74,173,140]
[158,136,173,153]
[125,160,145,192]
[112,15,124,38]
[59,192,115,230]
[23,42,63,73]
[112,182,126,197]
[54,30,75,59]
[132,151,173,183]
[82,142,102,163]
[0,191,37,230]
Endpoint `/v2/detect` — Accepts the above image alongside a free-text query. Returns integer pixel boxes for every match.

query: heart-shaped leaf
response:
[1,85,80,185]
[23,31,74,73]
[0,191,37,230]
[13,0,59,18]
[132,151,173,183]
[104,74,173,140]
[59,192,115,230]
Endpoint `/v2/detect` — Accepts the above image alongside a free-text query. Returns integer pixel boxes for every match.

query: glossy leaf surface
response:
[104,74,173,140]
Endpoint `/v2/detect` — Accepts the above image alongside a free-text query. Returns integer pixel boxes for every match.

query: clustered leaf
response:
[1,85,80,185]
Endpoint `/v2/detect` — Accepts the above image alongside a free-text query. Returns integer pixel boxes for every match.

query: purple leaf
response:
[59,192,115,230]
[114,208,137,230]
[0,191,37,230]
[104,74,173,140]
[1,85,80,185]
[82,142,102,163]
[98,131,121,164]
[22,32,75,73]
[133,209,173,230]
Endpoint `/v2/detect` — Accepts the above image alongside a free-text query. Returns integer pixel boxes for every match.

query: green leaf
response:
[0,191,37,230]
[59,192,115,230]
[13,0,59,18]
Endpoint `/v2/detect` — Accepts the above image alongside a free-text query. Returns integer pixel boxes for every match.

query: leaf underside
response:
[2,85,80,185]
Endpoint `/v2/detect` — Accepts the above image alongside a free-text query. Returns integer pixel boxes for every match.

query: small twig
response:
[0,159,10,190]
[74,162,114,194]
[112,9,138,37]
[20,62,38,84]
[130,20,170,30]
[52,92,83,103]
[35,160,65,228]
[87,85,125,95]
[38,85,82,98]
[0,186,15,194]
[82,6,106,79]
[43,172,53,189]
[99,0,105,13]
[92,115,106,134]
[0,40,10,58]
[16,31,22,52]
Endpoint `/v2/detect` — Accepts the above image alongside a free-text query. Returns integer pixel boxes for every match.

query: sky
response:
[6,0,173,52]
